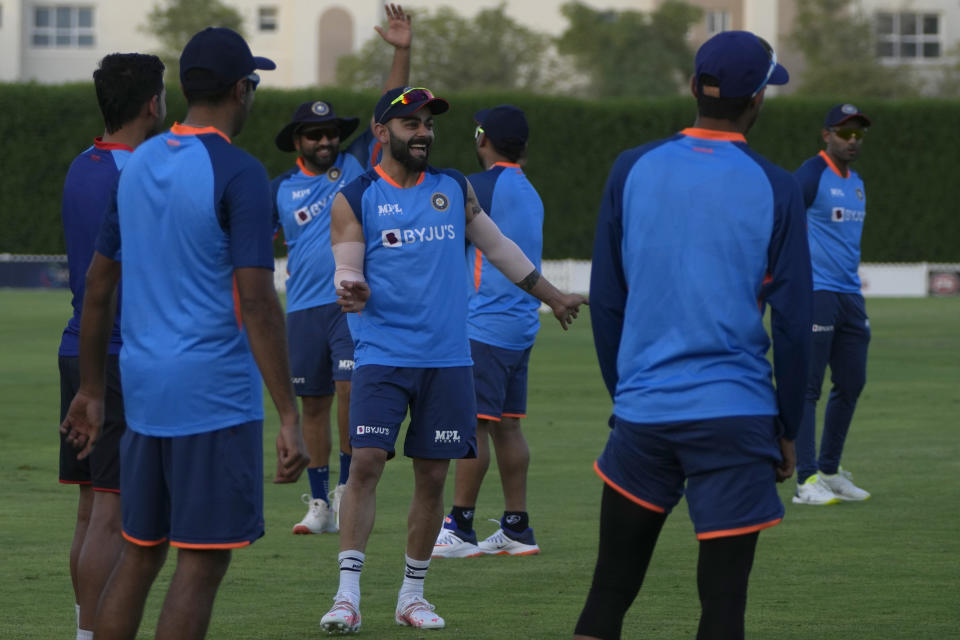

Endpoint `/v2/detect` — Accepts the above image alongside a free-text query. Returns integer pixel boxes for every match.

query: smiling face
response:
[383,110,434,172]
[294,124,341,174]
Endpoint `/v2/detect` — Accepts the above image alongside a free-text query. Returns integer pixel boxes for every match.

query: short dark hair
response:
[695,74,752,122]
[181,68,239,105]
[93,53,164,134]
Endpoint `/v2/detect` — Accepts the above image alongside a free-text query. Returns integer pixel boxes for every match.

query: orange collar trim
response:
[374,164,425,188]
[170,122,231,143]
[818,150,849,178]
[492,162,522,168]
[93,137,134,152]
[680,127,746,143]
[297,157,321,177]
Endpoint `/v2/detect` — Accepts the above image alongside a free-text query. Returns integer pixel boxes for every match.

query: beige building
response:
[0,0,956,88]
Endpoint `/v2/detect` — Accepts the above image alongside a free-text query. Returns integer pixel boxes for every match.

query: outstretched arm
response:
[463,182,587,329]
[376,3,412,93]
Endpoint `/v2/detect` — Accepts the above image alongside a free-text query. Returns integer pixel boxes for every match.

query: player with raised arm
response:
[319,87,586,634]
[271,3,413,535]
[61,28,309,640]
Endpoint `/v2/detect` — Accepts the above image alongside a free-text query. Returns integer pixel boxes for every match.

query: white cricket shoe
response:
[432,519,481,558]
[395,595,445,629]
[330,484,347,530]
[293,493,338,534]
[321,593,361,634]
[477,520,541,556]
[820,468,871,501]
[792,475,841,506]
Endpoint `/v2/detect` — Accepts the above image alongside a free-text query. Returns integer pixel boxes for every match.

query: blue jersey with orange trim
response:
[95,123,275,437]
[345,129,383,169]
[272,153,364,312]
[466,163,543,350]
[59,139,131,357]
[795,151,866,293]
[590,128,812,439]
[340,165,471,368]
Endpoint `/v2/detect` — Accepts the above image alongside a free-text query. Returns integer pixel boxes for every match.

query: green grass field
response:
[1,290,958,639]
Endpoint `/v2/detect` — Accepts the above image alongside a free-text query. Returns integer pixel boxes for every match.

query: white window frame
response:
[258,6,278,32]
[875,11,941,62]
[705,10,730,37]
[32,5,95,48]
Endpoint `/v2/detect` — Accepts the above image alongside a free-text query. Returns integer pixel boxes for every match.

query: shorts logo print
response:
[337,359,354,371]
[434,429,461,444]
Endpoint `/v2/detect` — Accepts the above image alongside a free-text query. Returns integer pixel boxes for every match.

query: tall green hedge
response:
[1,83,957,261]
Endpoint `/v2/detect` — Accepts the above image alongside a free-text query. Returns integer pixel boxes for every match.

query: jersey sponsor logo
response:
[295,207,312,226]
[831,207,866,222]
[830,188,845,197]
[381,225,456,247]
[434,429,461,444]
[292,188,311,200]
[337,359,354,371]
[431,192,450,211]
[356,425,391,436]
[327,167,341,182]
[812,324,834,333]
[378,203,404,216]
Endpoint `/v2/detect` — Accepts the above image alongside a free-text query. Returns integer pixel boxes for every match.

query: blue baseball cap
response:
[474,105,529,151]
[695,31,788,98]
[180,27,275,92]
[824,104,872,128]
[275,100,360,152]
[374,86,449,124]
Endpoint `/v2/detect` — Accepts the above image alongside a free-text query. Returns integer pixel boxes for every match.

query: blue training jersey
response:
[340,165,471,368]
[795,151,867,294]
[272,154,364,312]
[466,162,543,350]
[59,139,131,357]
[345,128,383,170]
[95,123,276,436]
[590,128,812,439]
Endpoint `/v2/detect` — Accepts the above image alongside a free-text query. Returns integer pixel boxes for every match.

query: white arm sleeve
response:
[465,211,536,284]
[332,241,366,288]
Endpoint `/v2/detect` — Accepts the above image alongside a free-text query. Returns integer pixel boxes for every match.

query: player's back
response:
[611,129,798,423]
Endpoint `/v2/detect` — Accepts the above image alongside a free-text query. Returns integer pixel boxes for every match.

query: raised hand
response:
[374,3,412,50]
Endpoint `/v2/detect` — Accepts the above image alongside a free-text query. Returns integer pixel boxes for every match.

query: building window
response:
[875,11,940,60]
[259,6,277,32]
[705,10,730,36]
[32,5,95,47]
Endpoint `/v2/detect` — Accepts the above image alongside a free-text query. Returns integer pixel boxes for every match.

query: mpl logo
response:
[295,207,312,226]
[378,203,404,216]
[434,429,461,444]
[292,188,311,200]
[356,425,391,436]
[337,359,354,371]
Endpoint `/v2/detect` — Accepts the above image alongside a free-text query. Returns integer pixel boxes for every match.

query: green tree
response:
[788,0,915,97]
[336,4,559,92]
[141,0,245,74]
[555,0,702,98]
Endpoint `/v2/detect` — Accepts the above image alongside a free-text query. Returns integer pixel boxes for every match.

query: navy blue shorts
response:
[596,415,784,539]
[349,365,477,460]
[287,302,354,396]
[59,355,125,492]
[470,339,531,421]
[119,421,264,549]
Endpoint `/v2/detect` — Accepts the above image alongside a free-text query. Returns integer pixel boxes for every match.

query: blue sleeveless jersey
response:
[59,139,131,357]
[590,129,812,439]
[95,124,276,436]
[272,154,364,311]
[466,163,543,350]
[340,165,471,368]
[795,151,866,293]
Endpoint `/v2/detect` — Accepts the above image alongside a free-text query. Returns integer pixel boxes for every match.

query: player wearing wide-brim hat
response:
[274,101,360,153]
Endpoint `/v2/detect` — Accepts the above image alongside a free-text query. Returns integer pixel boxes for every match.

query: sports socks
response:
[398,555,430,601]
[337,550,365,601]
[338,452,351,486]
[451,505,475,534]
[76,630,93,640]
[695,532,758,640]
[574,483,667,640]
[502,510,529,535]
[308,466,330,503]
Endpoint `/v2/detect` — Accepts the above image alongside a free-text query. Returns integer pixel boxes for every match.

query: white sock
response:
[75,603,80,627]
[76,629,93,640]
[398,555,430,601]
[337,550,365,601]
